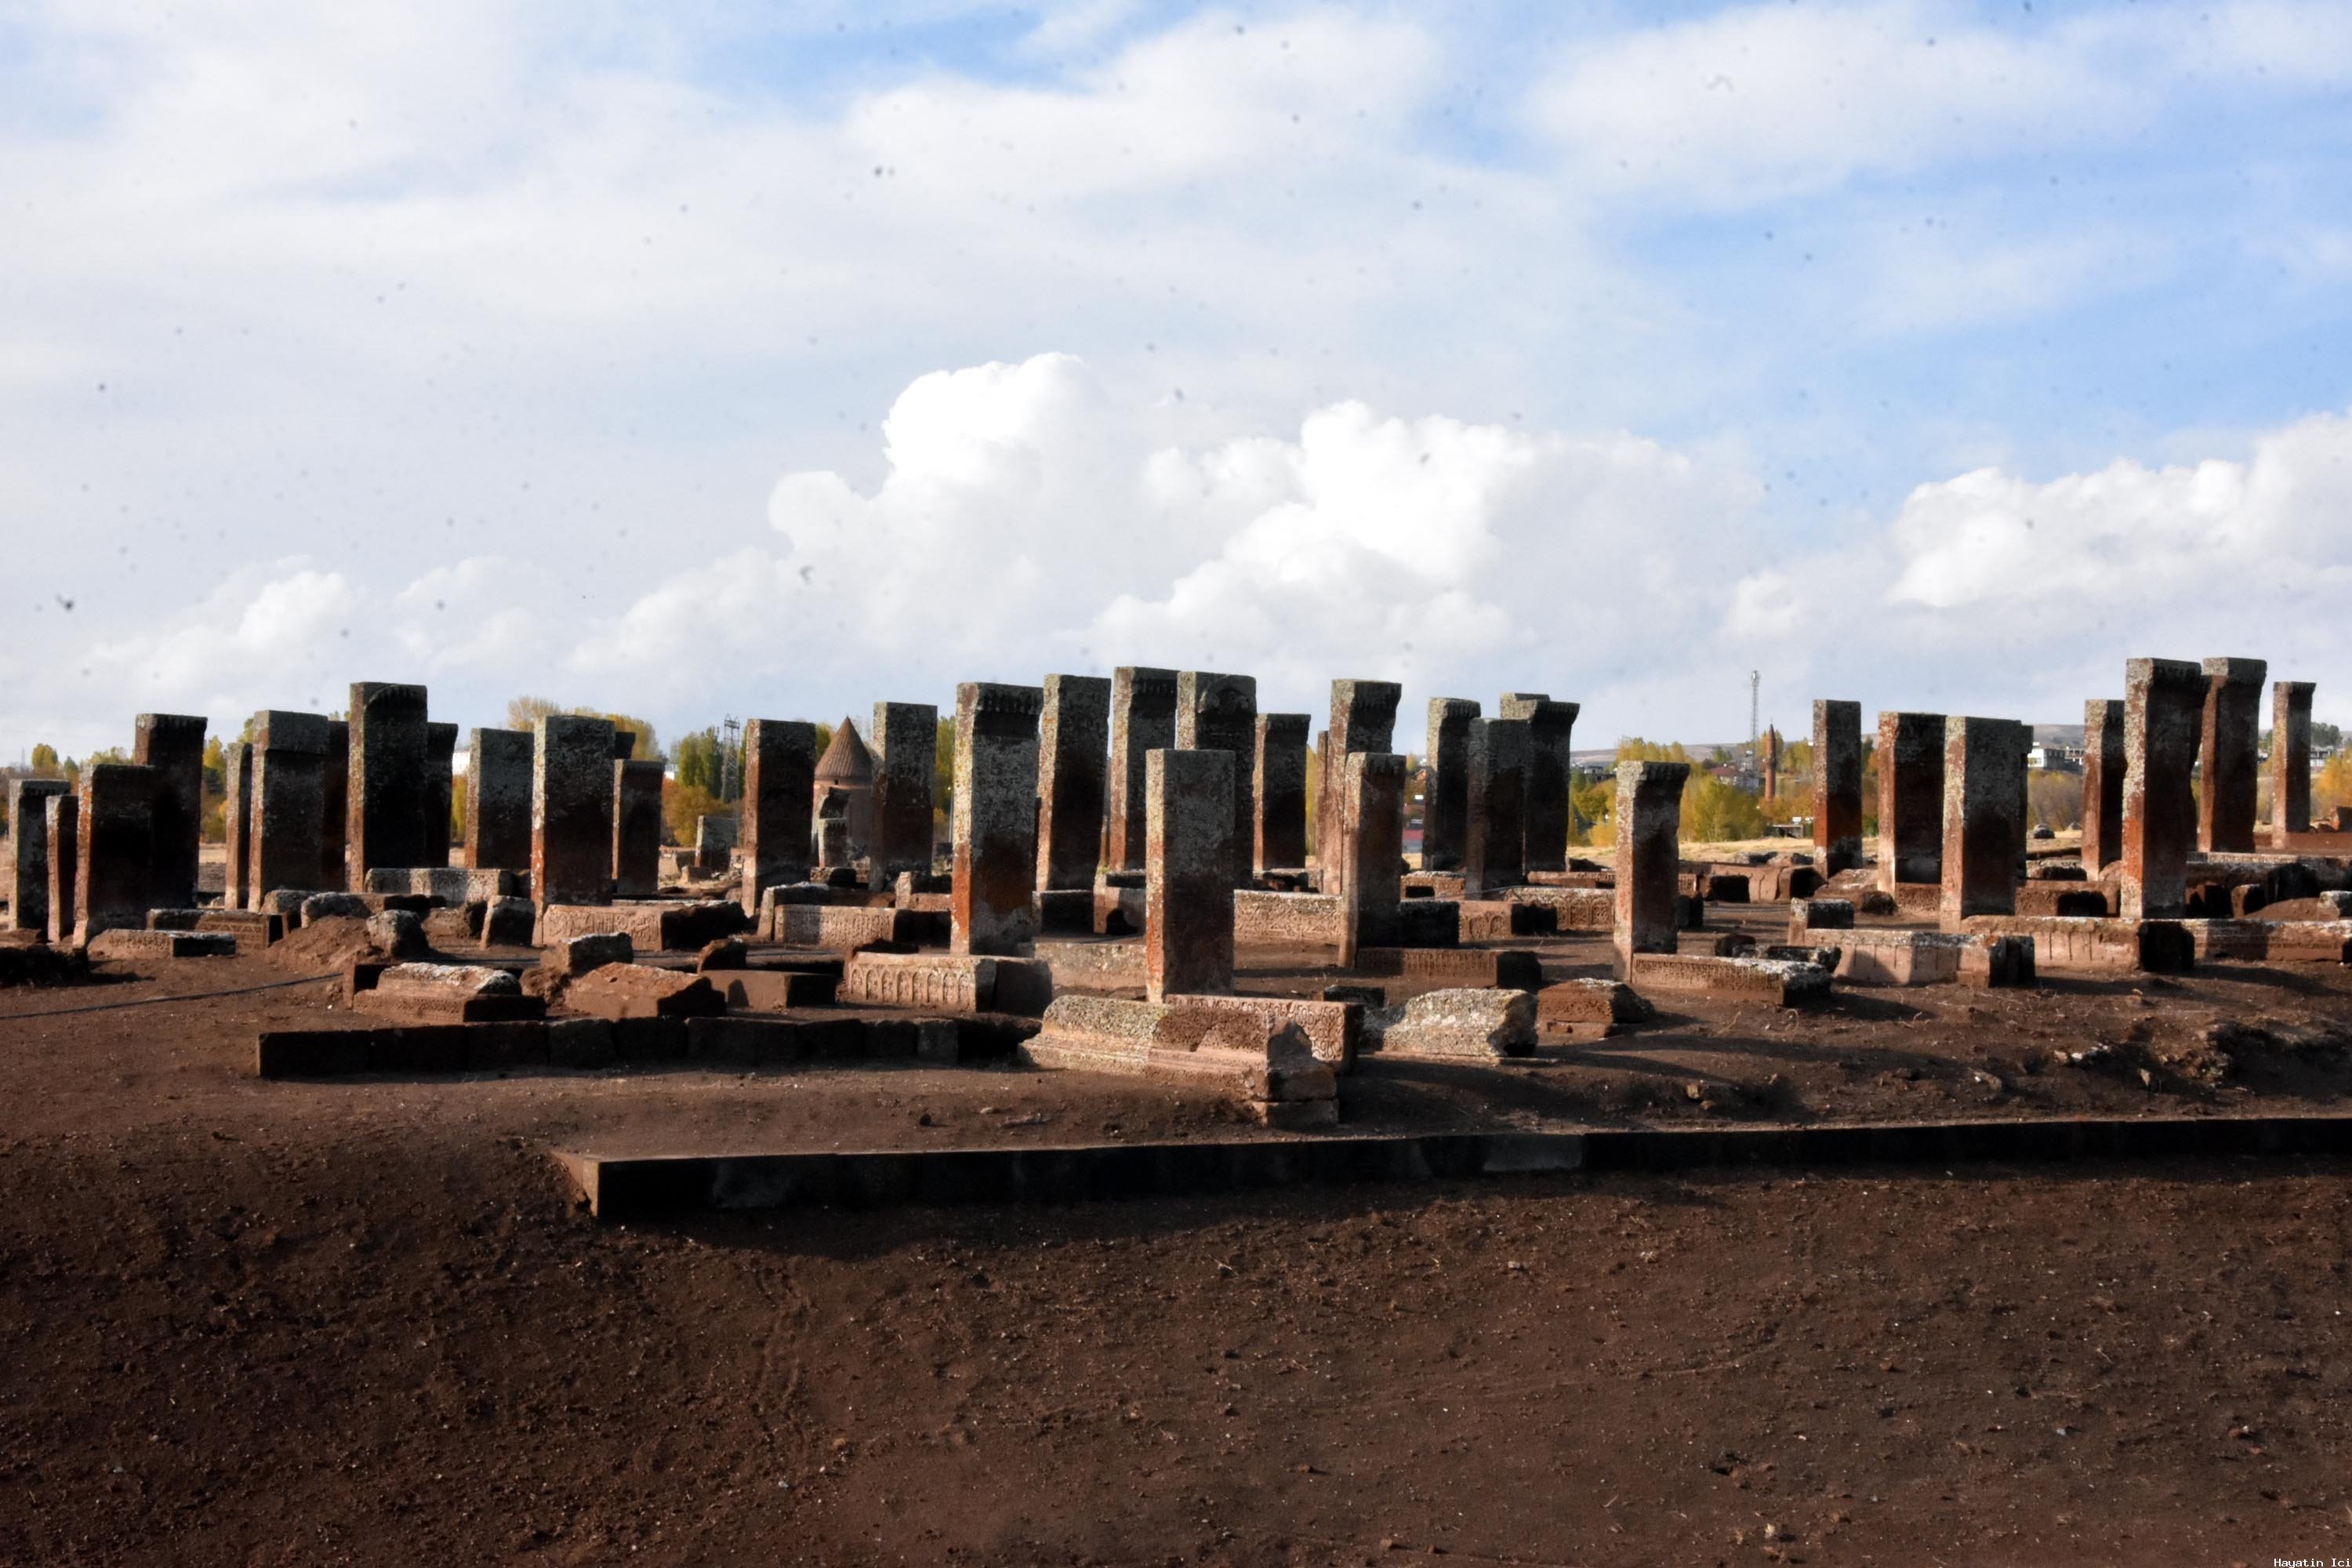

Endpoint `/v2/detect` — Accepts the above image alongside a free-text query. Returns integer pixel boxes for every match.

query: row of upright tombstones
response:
[1788,658,2315,928]
[5,656,2301,961]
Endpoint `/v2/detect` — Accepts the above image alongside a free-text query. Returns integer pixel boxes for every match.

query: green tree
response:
[933,717,956,838]
[29,743,60,778]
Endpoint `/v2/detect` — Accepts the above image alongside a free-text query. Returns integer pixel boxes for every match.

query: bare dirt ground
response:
[4,937,2351,1564]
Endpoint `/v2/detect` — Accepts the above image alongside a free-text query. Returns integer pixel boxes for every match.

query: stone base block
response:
[1025,996,1338,1120]
[538,899,750,953]
[1887,882,1943,920]
[1363,988,1536,1061]
[1380,898,1462,949]
[1233,890,1339,946]
[1532,978,1652,1041]
[563,964,725,1021]
[366,866,522,903]
[839,951,1054,1016]
[1502,886,1613,931]
[89,929,236,960]
[1352,948,1542,989]
[356,962,545,1023]
[2180,919,2352,964]
[774,903,947,950]
[1831,929,2035,988]
[1957,916,2194,975]
[1402,871,1468,898]
[1622,953,1831,1004]
[1458,900,1555,941]
[1038,938,1146,989]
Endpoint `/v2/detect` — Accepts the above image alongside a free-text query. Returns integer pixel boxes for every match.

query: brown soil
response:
[2,934,2350,1564]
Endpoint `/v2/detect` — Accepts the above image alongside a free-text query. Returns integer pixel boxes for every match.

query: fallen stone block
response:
[1622,953,1831,1004]
[365,909,427,960]
[356,962,544,1023]
[89,929,235,960]
[1352,948,1543,989]
[1957,916,2194,975]
[2259,892,2352,921]
[775,903,946,950]
[549,931,634,978]
[1155,992,1359,1068]
[299,892,372,925]
[539,899,751,953]
[1025,996,1337,1127]
[1686,931,1757,958]
[837,951,1054,1016]
[478,897,536,947]
[1402,871,1469,899]
[1365,987,1537,1061]
[1501,885,1613,931]
[562,964,724,1021]
[1458,900,1555,941]
[2180,919,2352,964]
[365,866,520,903]
[1531,978,1653,1042]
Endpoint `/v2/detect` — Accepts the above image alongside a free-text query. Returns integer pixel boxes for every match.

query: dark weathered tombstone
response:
[1463,716,1530,895]
[1035,674,1111,892]
[424,722,458,869]
[2081,699,2125,873]
[7,779,70,933]
[741,718,818,914]
[1105,668,1178,874]
[465,727,534,871]
[867,702,938,891]
[1421,698,1480,871]
[952,682,1043,956]
[2270,679,2315,837]
[1320,680,1402,851]
[1876,710,1946,889]
[221,742,252,913]
[1500,693,1578,873]
[45,793,78,945]
[76,762,158,941]
[1253,713,1310,876]
[2198,656,2267,853]
[1613,760,1690,974]
[132,713,207,910]
[1940,717,2027,928]
[533,714,618,909]
[347,683,430,888]
[249,710,330,905]
[1812,699,1863,873]
[1176,671,1258,886]
[320,719,349,892]
[612,759,665,898]
[1334,751,1406,968]
[1146,747,1236,1000]
[2119,658,2204,920]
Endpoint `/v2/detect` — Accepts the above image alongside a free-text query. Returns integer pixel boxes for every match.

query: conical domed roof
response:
[814,716,874,785]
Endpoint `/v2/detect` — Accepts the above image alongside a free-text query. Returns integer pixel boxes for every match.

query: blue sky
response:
[4,0,2351,760]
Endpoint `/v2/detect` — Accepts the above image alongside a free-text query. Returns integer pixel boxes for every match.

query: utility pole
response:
[1748,670,1761,781]
[720,716,742,803]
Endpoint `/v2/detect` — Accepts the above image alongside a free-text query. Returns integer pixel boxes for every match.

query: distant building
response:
[2028,742,2083,774]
